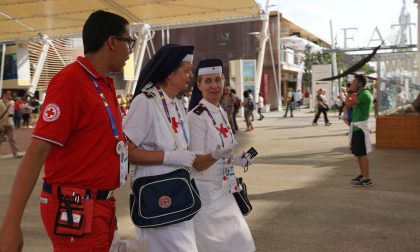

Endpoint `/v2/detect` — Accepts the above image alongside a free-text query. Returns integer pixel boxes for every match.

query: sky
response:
[259,0,418,49]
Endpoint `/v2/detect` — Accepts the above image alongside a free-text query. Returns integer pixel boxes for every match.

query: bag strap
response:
[152,96,184,150]
[0,101,10,119]
[151,95,194,176]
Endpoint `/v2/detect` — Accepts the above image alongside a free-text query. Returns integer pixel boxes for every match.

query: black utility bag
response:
[130,168,201,228]
[233,177,252,216]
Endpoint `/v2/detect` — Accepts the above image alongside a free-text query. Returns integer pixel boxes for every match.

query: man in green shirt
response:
[346,74,373,186]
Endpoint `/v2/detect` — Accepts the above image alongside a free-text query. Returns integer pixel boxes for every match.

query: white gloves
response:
[163,150,196,168]
[231,152,253,168]
[211,145,234,160]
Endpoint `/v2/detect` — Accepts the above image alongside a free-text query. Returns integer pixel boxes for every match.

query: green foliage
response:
[303,44,375,87]
[303,45,332,82]
[360,63,375,75]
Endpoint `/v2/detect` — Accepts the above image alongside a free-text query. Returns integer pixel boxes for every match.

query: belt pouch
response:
[53,186,92,236]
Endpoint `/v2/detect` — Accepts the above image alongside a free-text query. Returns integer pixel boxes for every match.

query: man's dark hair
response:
[354,74,367,88]
[83,10,129,54]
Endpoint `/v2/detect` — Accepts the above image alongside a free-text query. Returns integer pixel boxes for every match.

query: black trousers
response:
[313,108,329,124]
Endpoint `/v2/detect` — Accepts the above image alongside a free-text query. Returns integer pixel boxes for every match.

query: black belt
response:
[42,181,112,200]
[8,115,13,117]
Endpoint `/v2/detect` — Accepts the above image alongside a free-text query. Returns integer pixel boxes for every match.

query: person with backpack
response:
[242,90,254,131]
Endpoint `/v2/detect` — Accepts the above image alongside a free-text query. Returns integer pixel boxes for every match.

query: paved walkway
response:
[0,127,32,158]
[1,109,420,251]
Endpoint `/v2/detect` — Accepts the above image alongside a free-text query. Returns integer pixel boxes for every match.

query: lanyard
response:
[155,85,189,145]
[88,76,120,141]
[201,103,234,148]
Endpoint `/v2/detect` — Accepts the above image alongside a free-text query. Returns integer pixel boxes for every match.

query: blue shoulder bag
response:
[129,168,201,228]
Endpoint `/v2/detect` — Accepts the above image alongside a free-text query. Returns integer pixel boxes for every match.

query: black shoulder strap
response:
[0,100,10,119]
[193,104,205,115]
[142,91,155,99]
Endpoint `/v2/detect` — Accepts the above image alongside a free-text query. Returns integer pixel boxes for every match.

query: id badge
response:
[223,165,239,193]
[119,142,128,187]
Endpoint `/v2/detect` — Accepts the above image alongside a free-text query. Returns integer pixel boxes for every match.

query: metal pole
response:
[128,24,151,94]
[149,30,156,55]
[330,20,339,104]
[416,0,420,83]
[129,32,150,94]
[255,0,270,104]
[125,32,141,95]
[277,11,283,111]
[49,41,66,66]
[0,44,6,93]
[29,40,50,95]
[376,59,380,115]
[268,33,280,106]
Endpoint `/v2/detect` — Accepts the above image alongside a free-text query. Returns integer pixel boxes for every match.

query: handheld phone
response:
[242,147,258,159]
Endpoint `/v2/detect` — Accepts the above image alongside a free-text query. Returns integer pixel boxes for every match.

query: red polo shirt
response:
[33,57,123,190]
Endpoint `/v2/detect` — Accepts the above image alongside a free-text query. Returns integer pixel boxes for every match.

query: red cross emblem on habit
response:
[219,123,228,138]
[171,117,178,133]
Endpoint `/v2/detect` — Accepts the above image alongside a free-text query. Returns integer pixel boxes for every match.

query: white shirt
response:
[188,99,236,184]
[0,99,14,126]
[187,98,255,252]
[295,91,303,101]
[123,85,197,252]
[182,96,189,111]
[124,87,189,178]
[257,96,264,109]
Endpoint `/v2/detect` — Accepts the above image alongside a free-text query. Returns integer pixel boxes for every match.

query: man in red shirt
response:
[0,10,134,251]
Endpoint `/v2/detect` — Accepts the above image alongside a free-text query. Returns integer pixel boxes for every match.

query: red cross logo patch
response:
[42,103,61,122]
[158,196,172,209]
[219,123,229,138]
[171,117,178,133]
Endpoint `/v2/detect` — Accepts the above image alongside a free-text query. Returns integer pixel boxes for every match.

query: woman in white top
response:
[124,44,198,252]
[187,59,256,252]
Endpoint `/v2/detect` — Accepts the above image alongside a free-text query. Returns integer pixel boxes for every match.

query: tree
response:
[303,45,375,88]
[303,45,332,85]
[360,63,375,75]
